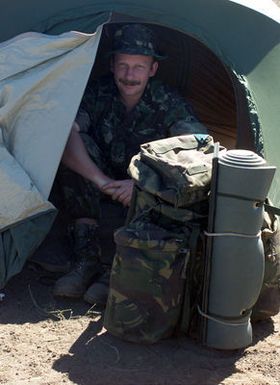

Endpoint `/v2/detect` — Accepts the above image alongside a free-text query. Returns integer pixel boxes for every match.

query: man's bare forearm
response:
[62,123,133,206]
[61,125,112,189]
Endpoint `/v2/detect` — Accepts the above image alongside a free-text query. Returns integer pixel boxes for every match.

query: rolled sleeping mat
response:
[201,149,276,350]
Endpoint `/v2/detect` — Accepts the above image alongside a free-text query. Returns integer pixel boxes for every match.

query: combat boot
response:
[53,222,103,298]
[83,267,111,306]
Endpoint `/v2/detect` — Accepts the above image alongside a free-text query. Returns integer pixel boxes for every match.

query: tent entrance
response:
[0,15,261,288]
[88,22,250,151]
[46,22,247,268]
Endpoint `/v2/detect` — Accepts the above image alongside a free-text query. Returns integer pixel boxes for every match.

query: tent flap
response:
[0,28,104,287]
[0,27,103,199]
[0,210,57,289]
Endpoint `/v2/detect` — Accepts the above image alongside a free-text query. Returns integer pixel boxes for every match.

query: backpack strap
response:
[179,223,202,334]
[264,203,280,216]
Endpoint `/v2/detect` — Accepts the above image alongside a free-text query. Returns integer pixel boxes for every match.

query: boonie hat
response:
[109,24,166,60]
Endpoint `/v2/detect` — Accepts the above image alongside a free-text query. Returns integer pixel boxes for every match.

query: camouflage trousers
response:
[54,133,127,222]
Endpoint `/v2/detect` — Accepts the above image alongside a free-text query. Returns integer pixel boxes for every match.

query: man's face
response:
[111,53,158,103]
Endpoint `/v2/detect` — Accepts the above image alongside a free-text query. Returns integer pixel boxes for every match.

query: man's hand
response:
[101,179,134,207]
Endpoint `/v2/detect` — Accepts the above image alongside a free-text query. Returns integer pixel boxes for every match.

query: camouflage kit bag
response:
[104,221,189,343]
[104,134,215,343]
[128,134,215,208]
[104,134,280,343]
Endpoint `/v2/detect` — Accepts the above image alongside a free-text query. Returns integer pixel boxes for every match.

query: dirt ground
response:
[1,199,280,385]
[0,262,279,385]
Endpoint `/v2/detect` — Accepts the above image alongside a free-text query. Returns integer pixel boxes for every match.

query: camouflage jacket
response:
[76,74,207,179]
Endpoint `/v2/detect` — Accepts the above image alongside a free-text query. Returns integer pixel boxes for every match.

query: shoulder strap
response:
[264,203,280,216]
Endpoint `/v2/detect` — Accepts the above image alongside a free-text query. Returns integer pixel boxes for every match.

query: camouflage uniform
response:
[53,23,207,303]
[61,73,207,221]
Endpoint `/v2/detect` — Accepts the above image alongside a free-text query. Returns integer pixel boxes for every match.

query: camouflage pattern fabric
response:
[57,75,206,219]
[104,134,280,343]
[126,187,209,228]
[108,24,166,60]
[104,135,213,343]
[76,74,207,180]
[128,134,215,207]
[55,133,111,220]
[104,221,188,343]
[251,204,280,321]
[56,67,208,220]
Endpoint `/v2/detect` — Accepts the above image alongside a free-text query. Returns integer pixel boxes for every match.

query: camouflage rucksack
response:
[104,135,280,344]
[104,134,216,343]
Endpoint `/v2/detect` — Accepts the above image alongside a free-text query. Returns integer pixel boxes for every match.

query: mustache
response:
[118,78,141,86]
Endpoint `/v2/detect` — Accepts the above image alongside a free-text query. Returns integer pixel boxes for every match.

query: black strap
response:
[264,203,280,216]
[216,194,280,217]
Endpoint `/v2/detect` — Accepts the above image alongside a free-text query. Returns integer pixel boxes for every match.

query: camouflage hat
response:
[109,24,166,60]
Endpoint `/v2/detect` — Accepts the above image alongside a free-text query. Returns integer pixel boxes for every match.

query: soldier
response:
[53,23,207,305]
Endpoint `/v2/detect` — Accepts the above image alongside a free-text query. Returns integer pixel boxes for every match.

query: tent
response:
[0,0,279,288]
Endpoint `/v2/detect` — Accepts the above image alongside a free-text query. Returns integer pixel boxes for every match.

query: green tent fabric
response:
[0,28,103,288]
[0,0,279,287]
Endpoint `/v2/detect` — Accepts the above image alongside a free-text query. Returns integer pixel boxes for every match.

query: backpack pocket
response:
[104,221,188,343]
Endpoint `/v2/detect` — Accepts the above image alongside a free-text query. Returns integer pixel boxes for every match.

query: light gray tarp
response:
[0,27,103,287]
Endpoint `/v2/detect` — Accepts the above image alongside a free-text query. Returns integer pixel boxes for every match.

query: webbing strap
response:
[216,193,280,217]
[189,223,201,255]
[264,203,280,217]
[204,230,261,238]
[197,306,250,326]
